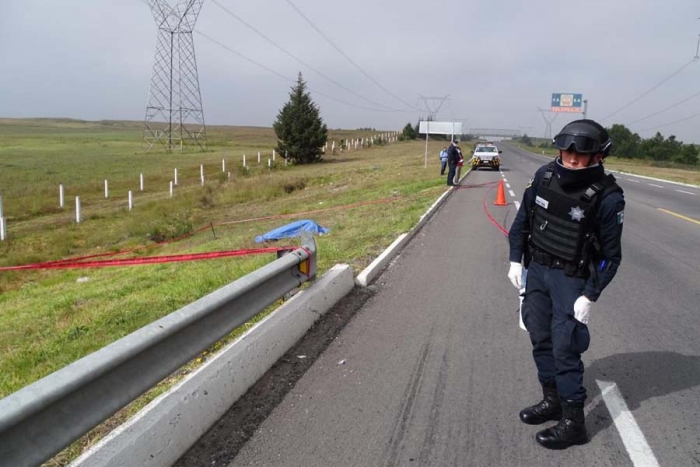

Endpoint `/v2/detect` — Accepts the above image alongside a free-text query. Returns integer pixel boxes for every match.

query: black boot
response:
[535,399,588,449]
[519,380,562,425]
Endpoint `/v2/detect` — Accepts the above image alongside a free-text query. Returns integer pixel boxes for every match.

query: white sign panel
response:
[418,121,463,135]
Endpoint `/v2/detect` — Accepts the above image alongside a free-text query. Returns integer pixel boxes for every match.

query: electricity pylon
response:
[537,107,559,140]
[144,0,207,151]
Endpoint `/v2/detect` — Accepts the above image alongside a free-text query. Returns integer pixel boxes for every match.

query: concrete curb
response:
[355,171,469,287]
[70,264,355,467]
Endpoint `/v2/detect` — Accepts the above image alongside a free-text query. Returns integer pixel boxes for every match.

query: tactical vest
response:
[528,164,620,277]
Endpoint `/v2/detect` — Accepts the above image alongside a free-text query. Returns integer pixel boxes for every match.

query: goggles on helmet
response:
[552,134,602,154]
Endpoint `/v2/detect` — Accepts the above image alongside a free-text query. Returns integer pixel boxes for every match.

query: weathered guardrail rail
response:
[0,232,317,467]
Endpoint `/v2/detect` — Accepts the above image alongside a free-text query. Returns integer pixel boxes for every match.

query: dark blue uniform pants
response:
[447,164,456,186]
[522,261,591,402]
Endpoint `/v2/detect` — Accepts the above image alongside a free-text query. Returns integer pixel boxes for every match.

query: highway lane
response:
[219,145,700,467]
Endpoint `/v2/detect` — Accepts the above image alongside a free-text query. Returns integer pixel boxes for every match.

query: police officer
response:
[507,119,625,449]
[446,138,460,186]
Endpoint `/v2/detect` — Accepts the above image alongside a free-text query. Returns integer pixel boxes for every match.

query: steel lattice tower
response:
[144,0,206,151]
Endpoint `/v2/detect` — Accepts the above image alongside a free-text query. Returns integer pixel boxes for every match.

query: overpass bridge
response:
[468,128,522,138]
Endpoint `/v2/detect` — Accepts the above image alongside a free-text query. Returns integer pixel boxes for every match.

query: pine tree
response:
[273,73,328,164]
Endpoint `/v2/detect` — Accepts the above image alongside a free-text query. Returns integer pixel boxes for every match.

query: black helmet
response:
[552,119,612,157]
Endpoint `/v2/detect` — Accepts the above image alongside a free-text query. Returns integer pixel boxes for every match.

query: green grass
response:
[0,119,447,399]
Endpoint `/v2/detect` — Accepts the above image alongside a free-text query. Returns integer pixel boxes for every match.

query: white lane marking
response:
[506,183,512,189]
[675,190,697,195]
[508,190,516,198]
[649,184,664,188]
[626,179,640,183]
[514,201,521,210]
[502,177,508,182]
[596,380,660,467]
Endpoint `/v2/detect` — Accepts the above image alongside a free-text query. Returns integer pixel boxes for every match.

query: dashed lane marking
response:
[649,183,664,188]
[675,189,697,196]
[596,380,660,467]
[658,208,700,225]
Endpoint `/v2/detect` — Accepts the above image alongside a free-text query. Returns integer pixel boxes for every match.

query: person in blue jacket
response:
[507,119,625,449]
[439,147,449,175]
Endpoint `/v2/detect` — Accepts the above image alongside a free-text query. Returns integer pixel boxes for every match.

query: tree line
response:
[518,123,698,166]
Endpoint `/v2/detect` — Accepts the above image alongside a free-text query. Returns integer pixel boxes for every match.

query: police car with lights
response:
[470,143,502,170]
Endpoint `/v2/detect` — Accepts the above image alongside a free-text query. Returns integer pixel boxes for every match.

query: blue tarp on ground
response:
[254,219,330,243]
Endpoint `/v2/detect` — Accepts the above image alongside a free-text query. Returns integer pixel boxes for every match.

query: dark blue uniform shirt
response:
[508,161,625,301]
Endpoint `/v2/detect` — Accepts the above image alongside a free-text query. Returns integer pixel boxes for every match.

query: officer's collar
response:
[554,157,605,190]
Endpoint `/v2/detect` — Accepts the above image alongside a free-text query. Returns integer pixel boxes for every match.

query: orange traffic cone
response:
[494,180,507,206]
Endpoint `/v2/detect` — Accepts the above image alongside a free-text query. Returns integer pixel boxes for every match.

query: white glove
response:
[518,288,527,331]
[508,262,523,289]
[573,296,593,324]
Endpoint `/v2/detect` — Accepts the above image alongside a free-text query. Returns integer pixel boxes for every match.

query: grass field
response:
[0,119,457,465]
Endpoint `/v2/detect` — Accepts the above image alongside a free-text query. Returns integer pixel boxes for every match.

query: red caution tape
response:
[0,247,286,272]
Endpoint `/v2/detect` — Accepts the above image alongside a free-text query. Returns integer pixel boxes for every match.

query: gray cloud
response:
[1,0,698,142]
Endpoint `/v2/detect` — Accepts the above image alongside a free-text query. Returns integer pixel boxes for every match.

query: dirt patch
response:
[173,286,375,467]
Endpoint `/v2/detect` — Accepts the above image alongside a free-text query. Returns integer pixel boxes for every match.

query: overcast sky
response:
[1,0,699,142]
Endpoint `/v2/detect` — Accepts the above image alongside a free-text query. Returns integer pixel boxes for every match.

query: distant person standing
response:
[439,147,448,175]
[446,139,460,186]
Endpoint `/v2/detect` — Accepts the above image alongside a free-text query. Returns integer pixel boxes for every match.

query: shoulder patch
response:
[617,210,624,224]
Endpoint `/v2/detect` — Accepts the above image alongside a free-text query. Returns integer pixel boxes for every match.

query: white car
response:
[471,144,502,170]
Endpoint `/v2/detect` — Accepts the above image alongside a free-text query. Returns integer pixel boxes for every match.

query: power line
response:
[285,0,422,112]
[626,89,700,125]
[195,30,405,113]
[210,0,405,113]
[637,113,700,133]
[600,59,695,121]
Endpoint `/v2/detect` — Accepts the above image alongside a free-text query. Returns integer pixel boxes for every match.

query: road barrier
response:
[0,232,318,467]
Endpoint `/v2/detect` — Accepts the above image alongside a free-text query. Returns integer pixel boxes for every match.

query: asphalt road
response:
[219,144,700,467]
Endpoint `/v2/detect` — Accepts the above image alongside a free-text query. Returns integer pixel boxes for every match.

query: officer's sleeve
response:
[508,173,539,263]
[583,191,625,301]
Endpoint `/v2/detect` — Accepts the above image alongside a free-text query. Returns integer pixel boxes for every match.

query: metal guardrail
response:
[0,233,317,467]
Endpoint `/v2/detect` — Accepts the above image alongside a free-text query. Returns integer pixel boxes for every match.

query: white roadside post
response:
[59,184,64,208]
[257,151,261,164]
[272,149,276,161]
[140,173,144,192]
[222,159,226,173]
[169,181,173,198]
[104,180,109,199]
[0,195,5,241]
[75,197,81,223]
[174,168,178,186]
[200,164,204,186]
[128,191,133,211]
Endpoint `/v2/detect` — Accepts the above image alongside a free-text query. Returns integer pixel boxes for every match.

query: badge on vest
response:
[535,196,549,210]
[617,210,624,224]
[569,206,585,222]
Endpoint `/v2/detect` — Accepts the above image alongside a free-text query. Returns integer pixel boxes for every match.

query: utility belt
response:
[530,248,589,278]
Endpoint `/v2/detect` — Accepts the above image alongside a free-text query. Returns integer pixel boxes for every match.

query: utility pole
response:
[419,95,450,168]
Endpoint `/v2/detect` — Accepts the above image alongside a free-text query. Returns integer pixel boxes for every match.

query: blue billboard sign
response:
[551,93,583,113]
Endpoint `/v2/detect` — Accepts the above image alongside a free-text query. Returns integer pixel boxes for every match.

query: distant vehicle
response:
[471,144,502,170]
